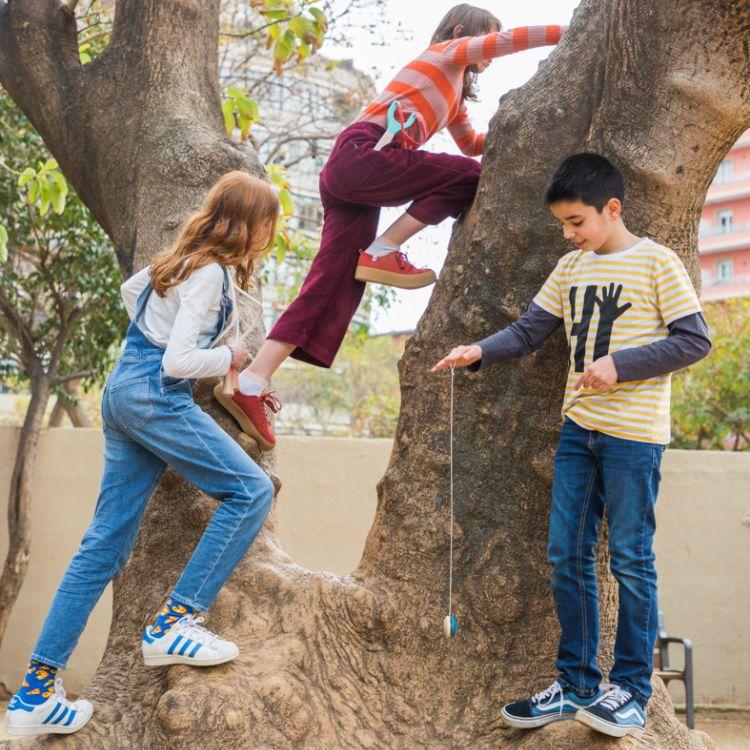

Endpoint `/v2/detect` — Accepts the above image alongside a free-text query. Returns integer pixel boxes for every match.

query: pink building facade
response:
[699,129,750,302]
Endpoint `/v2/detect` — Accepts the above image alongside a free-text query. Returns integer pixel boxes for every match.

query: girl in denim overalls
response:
[5,172,279,737]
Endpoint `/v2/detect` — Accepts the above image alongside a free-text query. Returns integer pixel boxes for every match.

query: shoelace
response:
[531,680,565,716]
[52,678,74,710]
[595,685,632,711]
[172,614,219,649]
[261,391,282,415]
[394,251,428,272]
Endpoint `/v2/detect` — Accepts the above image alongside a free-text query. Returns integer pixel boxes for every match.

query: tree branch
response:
[0,289,37,364]
[53,369,96,386]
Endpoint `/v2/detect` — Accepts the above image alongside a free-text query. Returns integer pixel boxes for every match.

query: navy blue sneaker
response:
[501,680,607,729]
[575,684,646,738]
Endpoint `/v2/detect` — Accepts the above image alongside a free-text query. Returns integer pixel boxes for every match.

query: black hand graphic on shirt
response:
[569,285,598,373]
[593,283,632,361]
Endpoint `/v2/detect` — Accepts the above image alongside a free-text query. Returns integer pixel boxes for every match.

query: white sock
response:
[364,238,400,259]
[238,371,267,396]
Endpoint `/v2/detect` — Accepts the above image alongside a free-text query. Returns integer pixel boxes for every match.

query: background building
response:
[699,129,750,302]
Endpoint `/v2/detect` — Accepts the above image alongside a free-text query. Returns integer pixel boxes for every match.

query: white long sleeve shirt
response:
[120,263,233,379]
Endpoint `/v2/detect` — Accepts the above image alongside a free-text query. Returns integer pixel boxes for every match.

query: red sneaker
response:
[354,249,436,289]
[213,383,282,451]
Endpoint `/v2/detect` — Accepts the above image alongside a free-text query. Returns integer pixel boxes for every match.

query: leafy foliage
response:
[274,330,404,437]
[0,95,127,392]
[671,299,750,450]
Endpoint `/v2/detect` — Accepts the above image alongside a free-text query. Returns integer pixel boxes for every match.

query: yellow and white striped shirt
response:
[534,238,702,444]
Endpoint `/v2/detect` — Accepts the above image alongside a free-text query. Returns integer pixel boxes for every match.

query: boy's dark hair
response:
[544,153,625,212]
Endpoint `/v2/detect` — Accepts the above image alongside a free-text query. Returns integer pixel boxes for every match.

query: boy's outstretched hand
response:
[431,344,482,372]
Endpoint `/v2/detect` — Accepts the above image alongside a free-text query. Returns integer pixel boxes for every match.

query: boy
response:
[432,153,711,739]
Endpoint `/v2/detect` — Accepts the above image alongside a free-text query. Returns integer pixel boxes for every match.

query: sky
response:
[320,0,581,333]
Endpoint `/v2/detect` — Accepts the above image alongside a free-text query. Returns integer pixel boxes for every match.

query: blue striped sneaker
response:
[501,680,607,729]
[575,684,646,738]
[4,678,93,736]
[142,614,239,667]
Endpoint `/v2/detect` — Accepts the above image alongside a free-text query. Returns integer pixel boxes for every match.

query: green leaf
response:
[260,9,287,20]
[225,84,245,99]
[51,188,66,215]
[221,100,236,137]
[50,169,68,193]
[44,158,58,170]
[308,6,327,27]
[290,16,314,41]
[39,180,52,216]
[18,167,36,187]
[279,188,294,216]
[0,225,8,263]
[274,232,288,264]
[27,180,39,204]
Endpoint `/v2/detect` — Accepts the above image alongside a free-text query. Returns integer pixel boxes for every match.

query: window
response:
[715,159,734,185]
[717,209,733,234]
[716,259,734,282]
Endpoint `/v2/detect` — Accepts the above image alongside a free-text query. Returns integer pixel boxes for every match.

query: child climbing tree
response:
[0,94,126,658]
[0,1,747,748]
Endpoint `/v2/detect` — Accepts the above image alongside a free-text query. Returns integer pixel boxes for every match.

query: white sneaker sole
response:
[5,711,93,736]
[575,709,645,738]
[501,708,575,728]
[143,649,239,668]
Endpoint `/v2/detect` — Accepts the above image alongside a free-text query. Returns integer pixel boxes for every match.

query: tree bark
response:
[0,374,51,649]
[1,0,748,748]
[48,382,91,428]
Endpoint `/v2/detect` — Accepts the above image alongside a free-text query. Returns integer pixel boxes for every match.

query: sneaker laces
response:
[52,678,75,710]
[172,614,220,648]
[394,251,428,272]
[595,685,632,711]
[261,391,282,415]
[531,680,565,715]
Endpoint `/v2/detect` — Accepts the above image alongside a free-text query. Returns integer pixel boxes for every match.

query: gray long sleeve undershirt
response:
[468,301,712,381]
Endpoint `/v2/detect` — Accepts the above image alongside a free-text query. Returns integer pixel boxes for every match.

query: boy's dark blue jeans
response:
[548,417,665,707]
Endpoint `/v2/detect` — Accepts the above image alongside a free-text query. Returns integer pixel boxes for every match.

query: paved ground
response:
[694,709,750,749]
[0,702,747,745]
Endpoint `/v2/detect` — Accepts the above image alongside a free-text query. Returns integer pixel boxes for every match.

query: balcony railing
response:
[711,171,750,187]
[699,221,750,239]
[702,272,750,288]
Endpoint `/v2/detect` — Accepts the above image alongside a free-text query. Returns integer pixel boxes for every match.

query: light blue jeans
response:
[32,302,274,669]
[548,417,665,706]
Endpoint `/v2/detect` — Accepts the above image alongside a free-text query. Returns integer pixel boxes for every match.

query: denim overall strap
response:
[209,267,233,349]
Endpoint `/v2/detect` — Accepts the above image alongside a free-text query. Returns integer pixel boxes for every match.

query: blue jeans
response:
[32,325,274,670]
[548,417,665,705]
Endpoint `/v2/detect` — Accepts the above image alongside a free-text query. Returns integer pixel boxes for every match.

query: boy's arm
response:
[468,302,562,371]
[442,26,565,67]
[611,312,711,382]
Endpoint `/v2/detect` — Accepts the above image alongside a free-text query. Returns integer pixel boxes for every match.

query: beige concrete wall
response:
[0,428,747,708]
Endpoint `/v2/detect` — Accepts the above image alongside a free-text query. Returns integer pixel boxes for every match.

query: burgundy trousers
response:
[268,122,482,368]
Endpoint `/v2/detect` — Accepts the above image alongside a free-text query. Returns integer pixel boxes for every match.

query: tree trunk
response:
[0,374,51,649]
[48,383,91,428]
[1,0,748,748]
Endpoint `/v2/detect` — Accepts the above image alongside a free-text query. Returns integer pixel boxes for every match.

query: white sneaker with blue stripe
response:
[4,678,93,736]
[575,684,646,738]
[501,679,607,728]
[142,613,239,667]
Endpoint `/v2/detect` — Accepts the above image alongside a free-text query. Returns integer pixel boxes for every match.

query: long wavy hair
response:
[431,4,502,102]
[150,171,279,297]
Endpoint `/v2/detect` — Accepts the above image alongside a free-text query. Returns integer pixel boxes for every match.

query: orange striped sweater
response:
[358,26,564,156]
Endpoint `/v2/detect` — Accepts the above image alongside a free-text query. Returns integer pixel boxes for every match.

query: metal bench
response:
[654,611,695,728]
